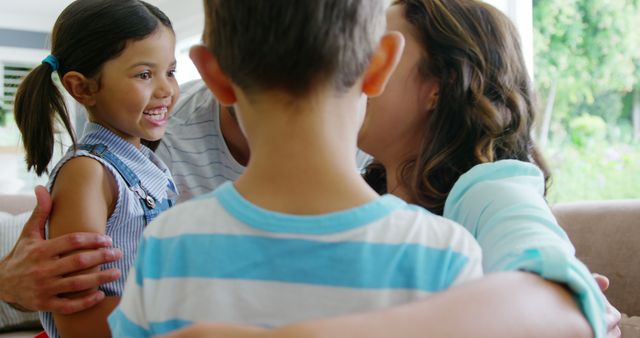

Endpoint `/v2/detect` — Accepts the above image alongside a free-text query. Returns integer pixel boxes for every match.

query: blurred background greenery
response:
[533,0,640,202]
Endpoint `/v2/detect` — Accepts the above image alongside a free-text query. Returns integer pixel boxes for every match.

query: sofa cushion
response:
[0,212,40,331]
[552,199,640,317]
[622,314,640,338]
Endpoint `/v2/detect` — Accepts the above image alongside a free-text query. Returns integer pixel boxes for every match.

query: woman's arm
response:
[443,161,607,337]
[0,186,121,313]
[161,272,592,338]
[48,157,119,338]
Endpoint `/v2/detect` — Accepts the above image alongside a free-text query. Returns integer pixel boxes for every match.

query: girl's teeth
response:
[143,107,168,122]
[144,107,168,115]
[148,113,165,121]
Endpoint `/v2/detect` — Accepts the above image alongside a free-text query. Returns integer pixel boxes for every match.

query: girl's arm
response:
[0,186,122,314]
[161,272,592,338]
[48,157,119,338]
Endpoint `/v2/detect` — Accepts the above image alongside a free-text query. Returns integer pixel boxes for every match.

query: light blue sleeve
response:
[443,160,606,338]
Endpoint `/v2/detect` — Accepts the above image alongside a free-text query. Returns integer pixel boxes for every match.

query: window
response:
[1,63,30,114]
[486,0,638,202]
[0,61,49,194]
[532,0,640,202]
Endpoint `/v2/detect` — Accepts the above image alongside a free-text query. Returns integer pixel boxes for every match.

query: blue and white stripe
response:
[40,123,176,338]
[110,182,482,337]
[156,80,244,202]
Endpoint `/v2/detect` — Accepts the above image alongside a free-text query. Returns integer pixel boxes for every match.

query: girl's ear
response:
[189,44,237,105]
[62,71,98,106]
[362,31,405,97]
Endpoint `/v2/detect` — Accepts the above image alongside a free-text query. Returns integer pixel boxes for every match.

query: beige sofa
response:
[1,194,639,337]
[553,200,640,318]
[553,200,640,337]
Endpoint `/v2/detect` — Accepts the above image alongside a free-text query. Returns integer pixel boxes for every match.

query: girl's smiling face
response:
[88,24,179,147]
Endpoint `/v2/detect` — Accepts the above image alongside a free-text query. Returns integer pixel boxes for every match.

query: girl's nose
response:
[155,76,175,98]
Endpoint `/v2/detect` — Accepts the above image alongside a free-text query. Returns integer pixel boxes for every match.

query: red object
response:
[33,331,49,338]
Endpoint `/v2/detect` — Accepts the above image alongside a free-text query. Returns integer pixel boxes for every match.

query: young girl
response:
[13,1,179,337]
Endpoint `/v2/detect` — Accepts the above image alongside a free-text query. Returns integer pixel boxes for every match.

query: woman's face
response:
[359,5,439,166]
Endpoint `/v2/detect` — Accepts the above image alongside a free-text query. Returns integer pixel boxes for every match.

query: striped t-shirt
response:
[155,80,244,202]
[109,182,482,337]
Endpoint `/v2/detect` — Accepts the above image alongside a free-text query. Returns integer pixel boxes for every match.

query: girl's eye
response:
[167,69,177,78]
[137,71,152,80]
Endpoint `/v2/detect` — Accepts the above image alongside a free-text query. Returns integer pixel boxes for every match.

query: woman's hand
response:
[0,186,122,314]
[593,273,622,338]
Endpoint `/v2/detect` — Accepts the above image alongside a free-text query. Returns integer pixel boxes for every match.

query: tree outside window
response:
[533,0,640,202]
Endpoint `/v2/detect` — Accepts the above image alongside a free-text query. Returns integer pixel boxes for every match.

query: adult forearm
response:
[273,272,593,338]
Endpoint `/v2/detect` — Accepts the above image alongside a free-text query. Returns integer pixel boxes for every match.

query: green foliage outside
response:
[545,143,640,203]
[0,104,5,126]
[533,0,640,202]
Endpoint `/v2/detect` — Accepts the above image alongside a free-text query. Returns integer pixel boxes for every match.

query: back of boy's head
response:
[203,0,386,96]
[14,0,172,176]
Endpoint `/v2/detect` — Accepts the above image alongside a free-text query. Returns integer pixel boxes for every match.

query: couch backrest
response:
[0,194,36,215]
[552,199,640,316]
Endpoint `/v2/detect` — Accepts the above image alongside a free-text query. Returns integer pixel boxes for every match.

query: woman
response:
[165,1,619,337]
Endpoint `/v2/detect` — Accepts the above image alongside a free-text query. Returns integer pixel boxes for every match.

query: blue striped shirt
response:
[109,182,482,337]
[40,123,177,338]
[155,81,244,202]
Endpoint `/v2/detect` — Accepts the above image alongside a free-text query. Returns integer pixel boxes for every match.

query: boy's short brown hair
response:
[203,0,385,96]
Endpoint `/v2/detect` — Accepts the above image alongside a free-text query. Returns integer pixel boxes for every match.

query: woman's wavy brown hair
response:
[364,0,550,215]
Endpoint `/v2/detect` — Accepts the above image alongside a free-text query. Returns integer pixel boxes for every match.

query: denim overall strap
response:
[78,143,170,224]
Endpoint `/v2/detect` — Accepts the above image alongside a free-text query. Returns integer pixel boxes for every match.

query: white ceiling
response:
[0,0,73,32]
[0,0,203,43]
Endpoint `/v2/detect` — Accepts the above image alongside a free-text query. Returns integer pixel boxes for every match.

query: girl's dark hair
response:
[364,0,550,215]
[14,0,172,176]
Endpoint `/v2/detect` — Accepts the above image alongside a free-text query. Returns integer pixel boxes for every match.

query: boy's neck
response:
[233,86,379,215]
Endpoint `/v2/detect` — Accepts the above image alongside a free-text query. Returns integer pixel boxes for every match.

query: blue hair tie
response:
[42,55,59,72]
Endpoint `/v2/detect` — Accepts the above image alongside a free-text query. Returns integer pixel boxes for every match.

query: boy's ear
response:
[61,71,98,106]
[362,31,405,97]
[189,44,237,105]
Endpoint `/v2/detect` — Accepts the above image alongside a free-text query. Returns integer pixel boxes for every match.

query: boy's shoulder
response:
[378,202,480,255]
[143,190,228,238]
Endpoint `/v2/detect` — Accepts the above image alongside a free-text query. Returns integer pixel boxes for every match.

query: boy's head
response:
[200,0,386,97]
